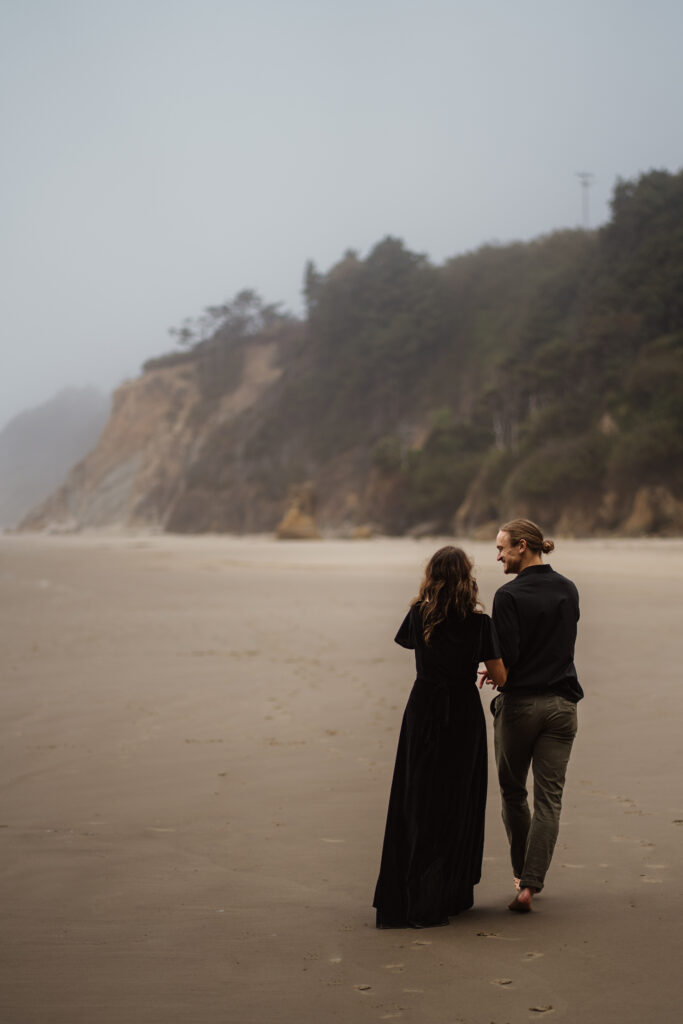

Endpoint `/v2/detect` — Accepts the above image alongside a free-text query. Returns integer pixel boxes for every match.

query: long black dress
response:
[373,605,499,928]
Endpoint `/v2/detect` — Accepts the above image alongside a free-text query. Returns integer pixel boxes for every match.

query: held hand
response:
[478,669,504,690]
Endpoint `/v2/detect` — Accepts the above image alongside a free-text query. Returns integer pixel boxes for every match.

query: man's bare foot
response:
[514,877,521,891]
[508,887,536,913]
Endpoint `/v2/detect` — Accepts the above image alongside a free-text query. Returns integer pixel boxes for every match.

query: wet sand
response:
[1,532,681,1024]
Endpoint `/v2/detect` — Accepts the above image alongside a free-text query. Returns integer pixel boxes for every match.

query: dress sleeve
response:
[394,608,417,649]
[492,588,520,667]
[478,613,501,662]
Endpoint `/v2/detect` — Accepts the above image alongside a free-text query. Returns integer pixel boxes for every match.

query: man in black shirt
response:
[482,518,582,912]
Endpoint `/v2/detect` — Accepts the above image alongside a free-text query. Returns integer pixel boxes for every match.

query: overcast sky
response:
[1,0,682,429]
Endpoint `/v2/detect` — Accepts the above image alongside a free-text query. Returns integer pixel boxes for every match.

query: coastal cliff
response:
[22,334,287,532]
[20,170,683,538]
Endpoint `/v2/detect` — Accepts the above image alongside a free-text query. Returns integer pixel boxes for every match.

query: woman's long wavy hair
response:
[411,546,482,645]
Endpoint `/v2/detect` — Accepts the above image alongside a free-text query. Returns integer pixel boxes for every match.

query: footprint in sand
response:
[354,984,372,992]
[383,963,405,973]
[412,939,431,946]
[522,952,544,960]
[529,1005,553,1013]
[491,978,513,986]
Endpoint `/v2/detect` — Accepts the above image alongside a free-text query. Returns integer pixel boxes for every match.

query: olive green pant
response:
[493,692,577,893]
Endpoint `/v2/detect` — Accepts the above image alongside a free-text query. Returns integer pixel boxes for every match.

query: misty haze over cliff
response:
[0,388,109,528]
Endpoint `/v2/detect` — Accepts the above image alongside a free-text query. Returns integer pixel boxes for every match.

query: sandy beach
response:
[1,532,681,1024]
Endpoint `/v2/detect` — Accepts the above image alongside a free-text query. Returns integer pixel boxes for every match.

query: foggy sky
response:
[2,0,682,430]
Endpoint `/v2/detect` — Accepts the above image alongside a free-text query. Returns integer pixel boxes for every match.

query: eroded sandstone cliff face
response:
[21,339,284,532]
[22,364,197,529]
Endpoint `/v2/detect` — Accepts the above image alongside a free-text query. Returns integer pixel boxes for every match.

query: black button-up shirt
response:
[492,563,583,702]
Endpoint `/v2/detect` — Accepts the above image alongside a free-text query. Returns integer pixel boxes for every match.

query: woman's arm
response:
[480,658,507,688]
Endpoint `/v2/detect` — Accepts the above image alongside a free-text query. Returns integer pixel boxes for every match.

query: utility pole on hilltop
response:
[576,171,594,229]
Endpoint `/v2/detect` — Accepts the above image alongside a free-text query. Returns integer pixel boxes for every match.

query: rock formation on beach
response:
[275,484,320,540]
[20,170,683,538]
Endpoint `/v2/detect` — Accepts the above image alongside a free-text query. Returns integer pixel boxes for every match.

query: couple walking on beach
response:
[373,518,582,927]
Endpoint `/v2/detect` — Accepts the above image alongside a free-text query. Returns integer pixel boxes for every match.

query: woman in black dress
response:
[373,546,506,928]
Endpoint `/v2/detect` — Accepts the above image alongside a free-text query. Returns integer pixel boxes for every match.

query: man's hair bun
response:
[501,518,554,555]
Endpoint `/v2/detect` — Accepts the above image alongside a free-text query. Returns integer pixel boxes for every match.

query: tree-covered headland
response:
[150,168,683,536]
